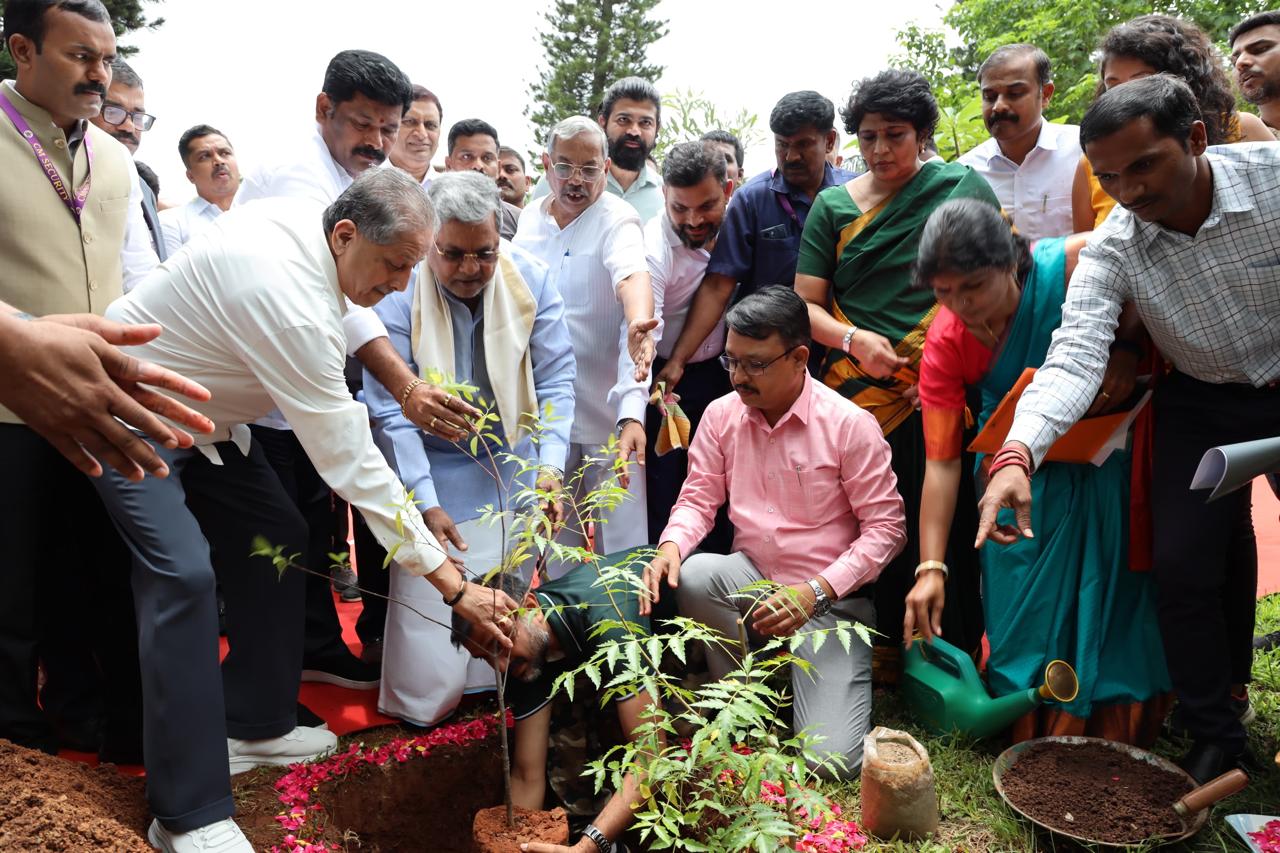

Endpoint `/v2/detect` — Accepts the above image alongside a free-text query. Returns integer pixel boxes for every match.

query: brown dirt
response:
[0,720,513,852]
[472,805,569,852]
[1001,741,1194,844]
[877,742,919,764]
[0,740,150,852]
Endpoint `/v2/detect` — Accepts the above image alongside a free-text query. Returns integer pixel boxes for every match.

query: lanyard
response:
[0,89,93,222]
[771,169,800,226]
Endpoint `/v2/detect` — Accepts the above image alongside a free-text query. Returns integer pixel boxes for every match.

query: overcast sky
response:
[124,0,949,206]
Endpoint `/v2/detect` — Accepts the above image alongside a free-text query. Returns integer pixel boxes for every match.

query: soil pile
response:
[0,740,149,852]
[472,805,569,852]
[1002,741,1193,844]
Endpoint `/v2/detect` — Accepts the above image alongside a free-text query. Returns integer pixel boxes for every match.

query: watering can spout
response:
[901,638,1080,739]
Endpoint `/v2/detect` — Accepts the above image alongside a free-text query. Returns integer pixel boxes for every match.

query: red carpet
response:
[296,594,398,736]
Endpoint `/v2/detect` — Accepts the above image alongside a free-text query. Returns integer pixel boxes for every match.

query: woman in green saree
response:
[796,69,998,659]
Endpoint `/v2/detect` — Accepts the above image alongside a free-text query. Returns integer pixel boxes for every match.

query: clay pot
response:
[472,805,570,852]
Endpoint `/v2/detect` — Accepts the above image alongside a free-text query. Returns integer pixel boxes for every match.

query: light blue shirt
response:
[365,241,577,521]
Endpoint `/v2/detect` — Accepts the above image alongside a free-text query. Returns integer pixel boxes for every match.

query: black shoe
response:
[297,702,329,731]
[1178,740,1247,785]
[301,651,380,690]
[359,638,383,667]
[50,714,101,753]
[1254,630,1280,651]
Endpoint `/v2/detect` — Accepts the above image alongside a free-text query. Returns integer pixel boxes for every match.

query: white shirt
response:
[645,214,724,363]
[513,192,648,445]
[235,125,388,353]
[959,120,1080,240]
[159,195,223,256]
[1008,144,1280,464]
[105,199,447,576]
[110,138,158,292]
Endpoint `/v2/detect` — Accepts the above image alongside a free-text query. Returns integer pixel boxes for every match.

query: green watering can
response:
[901,636,1079,739]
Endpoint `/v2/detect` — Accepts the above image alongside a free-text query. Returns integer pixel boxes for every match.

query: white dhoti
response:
[549,441,649,579]
[379,517,506,726]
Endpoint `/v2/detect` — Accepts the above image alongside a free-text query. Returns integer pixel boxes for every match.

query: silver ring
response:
[1100,391,1111,400]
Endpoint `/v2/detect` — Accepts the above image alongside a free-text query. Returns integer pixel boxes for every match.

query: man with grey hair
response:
[530,77,664,221]
[95,169,519,852]
[514,115,656,572]
[367,170,576,725]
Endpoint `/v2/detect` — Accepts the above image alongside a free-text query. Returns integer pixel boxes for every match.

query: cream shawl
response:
[410,254,539,446]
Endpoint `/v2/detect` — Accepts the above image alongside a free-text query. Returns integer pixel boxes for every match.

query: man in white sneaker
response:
[96,169,518,852]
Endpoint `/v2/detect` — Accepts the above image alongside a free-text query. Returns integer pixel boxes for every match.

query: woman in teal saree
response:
[909,199,1169,744]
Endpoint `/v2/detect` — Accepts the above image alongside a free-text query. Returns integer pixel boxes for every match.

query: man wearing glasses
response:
[365,171,575,726]
[513,115,656,575]
[89,58,165,264]
[641,286,905,779]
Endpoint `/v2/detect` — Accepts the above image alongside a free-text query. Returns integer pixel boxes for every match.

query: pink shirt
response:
[661,374,906,598]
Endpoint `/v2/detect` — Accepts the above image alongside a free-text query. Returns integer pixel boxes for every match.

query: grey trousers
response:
[676,552,875,779]
[91,440,307,831]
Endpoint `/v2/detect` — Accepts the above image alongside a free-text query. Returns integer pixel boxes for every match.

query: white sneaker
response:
[148,817,252,852]
[227,725,337,775]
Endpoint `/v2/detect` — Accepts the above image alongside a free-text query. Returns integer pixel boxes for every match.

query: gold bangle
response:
[399,378,425,417]
[915,560,948,578]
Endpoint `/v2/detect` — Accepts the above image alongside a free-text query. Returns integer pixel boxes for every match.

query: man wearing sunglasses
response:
[89,58,165,262]
[640,286,905,779]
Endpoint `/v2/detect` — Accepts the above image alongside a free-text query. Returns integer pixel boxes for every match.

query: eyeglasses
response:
[433,242,499,265]
[718,346,798,376]
[550,162,603,181]
[100,104,156,131]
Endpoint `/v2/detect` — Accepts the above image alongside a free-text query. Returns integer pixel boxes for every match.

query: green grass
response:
[818,595,1280,852]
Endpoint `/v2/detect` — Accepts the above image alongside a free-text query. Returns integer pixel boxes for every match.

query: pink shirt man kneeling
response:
[641,285,906,779]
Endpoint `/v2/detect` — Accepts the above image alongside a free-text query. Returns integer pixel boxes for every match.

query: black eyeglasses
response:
[718,346,798,376]
[100,104,156,131]
[550,162,604,181]
[433,243,499,265]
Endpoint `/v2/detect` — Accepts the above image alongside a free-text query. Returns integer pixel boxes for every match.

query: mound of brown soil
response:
[473,805,569,852]
[1001,741,1193,844]
[0,740,150,852]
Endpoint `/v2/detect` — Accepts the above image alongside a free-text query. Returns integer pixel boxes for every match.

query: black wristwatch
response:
[581,823,610,853]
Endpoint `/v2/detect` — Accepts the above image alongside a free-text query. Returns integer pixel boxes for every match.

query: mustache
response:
[496,177,512,188]
[352,145,386,163]
[733,384,757,394]
[113,130,139,144]
[987,113,1018,125]
[75,82,107,97]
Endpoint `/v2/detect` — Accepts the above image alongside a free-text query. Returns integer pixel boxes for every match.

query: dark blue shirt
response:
[706,162,857,296]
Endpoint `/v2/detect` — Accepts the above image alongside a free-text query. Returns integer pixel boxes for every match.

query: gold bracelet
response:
[915,560,949,578]
[399,378,425,417]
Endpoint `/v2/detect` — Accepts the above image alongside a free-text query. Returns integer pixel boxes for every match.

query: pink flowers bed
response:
[269,713,505,853]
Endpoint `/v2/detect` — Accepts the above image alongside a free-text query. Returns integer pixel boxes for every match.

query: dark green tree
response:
[526,0,668,148]
[1,0,163,80]
[893,0,1270,134]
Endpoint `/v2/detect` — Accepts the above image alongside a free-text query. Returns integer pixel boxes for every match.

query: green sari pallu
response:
[817,160,999,436]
